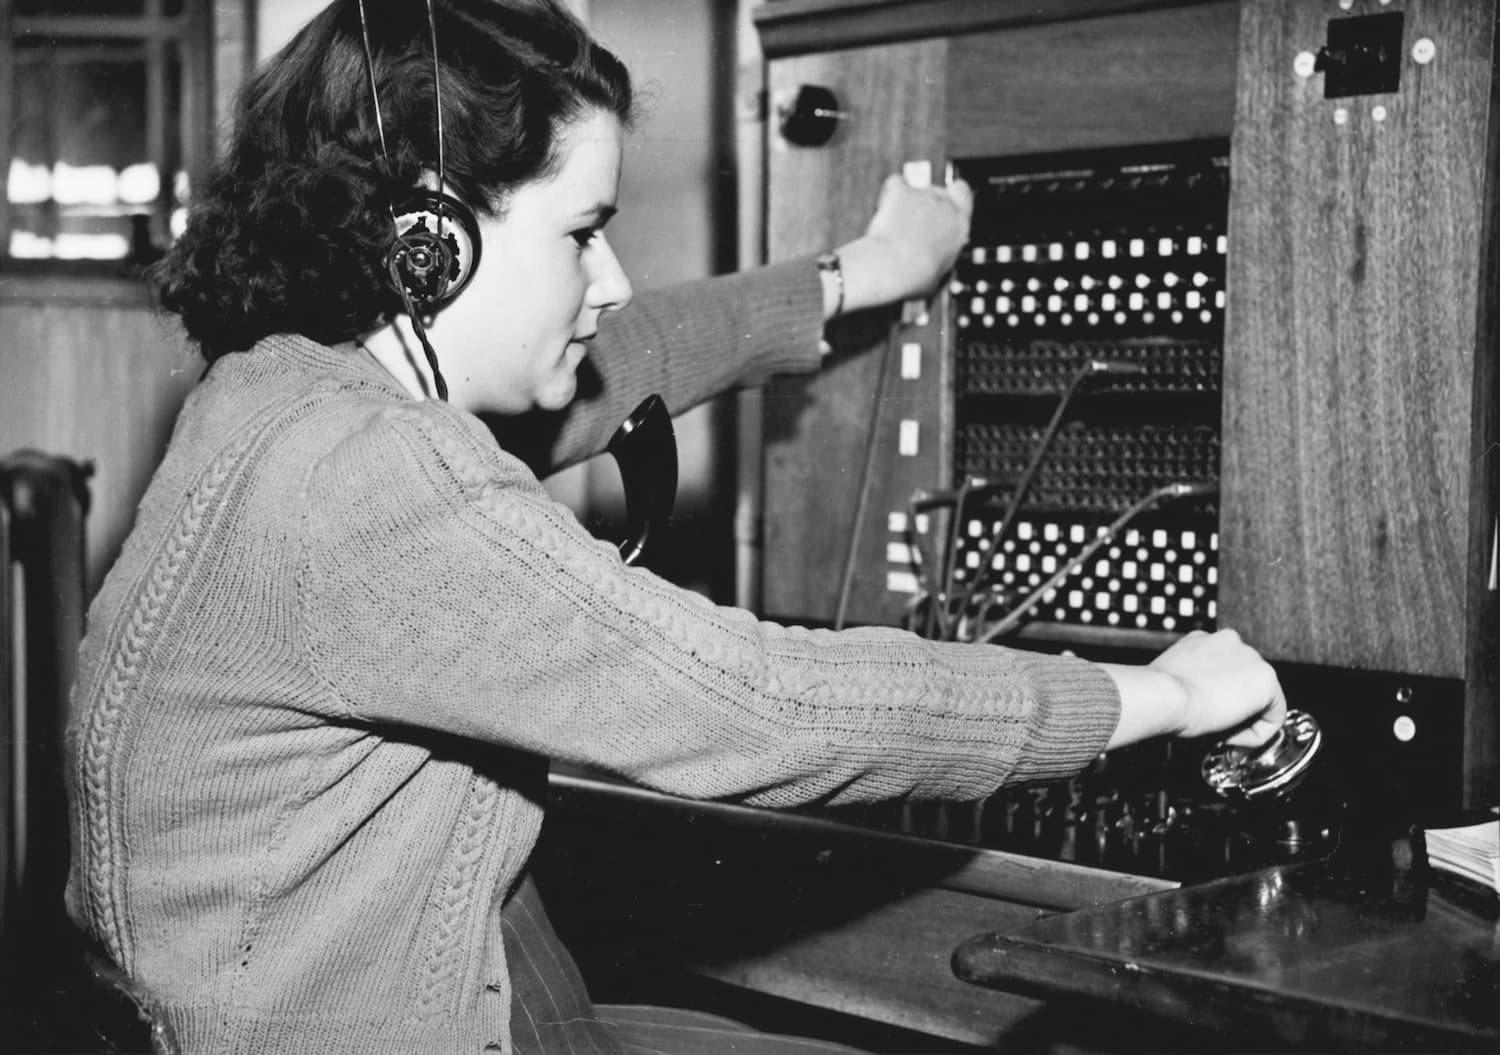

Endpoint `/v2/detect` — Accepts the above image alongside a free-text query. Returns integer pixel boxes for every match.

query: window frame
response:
[0,0,225,277]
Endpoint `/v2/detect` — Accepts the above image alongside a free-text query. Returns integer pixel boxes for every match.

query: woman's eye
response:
[570,228,597,248]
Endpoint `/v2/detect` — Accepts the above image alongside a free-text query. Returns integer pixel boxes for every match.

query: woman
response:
[64,1,1285,1053]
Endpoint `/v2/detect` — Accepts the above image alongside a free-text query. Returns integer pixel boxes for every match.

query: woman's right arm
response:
[299,401,1122,808]
[298,401,1285,807]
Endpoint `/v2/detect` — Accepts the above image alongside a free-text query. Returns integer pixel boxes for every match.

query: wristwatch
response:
[816,250,845,318]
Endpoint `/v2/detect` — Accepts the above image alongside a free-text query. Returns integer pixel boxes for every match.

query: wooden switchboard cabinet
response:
[753,0,1498,805]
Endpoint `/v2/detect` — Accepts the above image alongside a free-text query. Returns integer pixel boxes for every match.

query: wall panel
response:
[0,284,197,595]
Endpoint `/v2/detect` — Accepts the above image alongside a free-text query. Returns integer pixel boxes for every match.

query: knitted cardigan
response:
[64,257,1120,1054]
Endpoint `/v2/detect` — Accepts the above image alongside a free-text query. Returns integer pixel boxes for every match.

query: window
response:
[1,1,211,271]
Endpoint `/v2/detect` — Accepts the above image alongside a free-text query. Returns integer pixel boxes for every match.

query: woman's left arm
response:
[497,174,974,476]
[491,256,825,475]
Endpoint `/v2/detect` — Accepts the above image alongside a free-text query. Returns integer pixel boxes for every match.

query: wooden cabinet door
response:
[761,39,951,627]
[1218,0,1500,802]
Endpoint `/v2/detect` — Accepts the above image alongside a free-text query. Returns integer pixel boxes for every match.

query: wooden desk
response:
[539,772,1179,1050]
[953,831,1500,1052]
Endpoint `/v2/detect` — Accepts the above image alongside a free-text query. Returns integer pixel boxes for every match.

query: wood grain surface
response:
[754,0,1229,60]
[540,772,1179,1049]
[1219,0,1497,685]
[761,39,950,625]
[1461,12,1500,807]
[947,1,1239,158]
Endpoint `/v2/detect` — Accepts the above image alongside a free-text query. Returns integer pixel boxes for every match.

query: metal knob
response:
[778,84,848,146]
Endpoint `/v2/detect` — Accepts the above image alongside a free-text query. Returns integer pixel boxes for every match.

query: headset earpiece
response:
[387,189,482,314]
[357,0,464,400]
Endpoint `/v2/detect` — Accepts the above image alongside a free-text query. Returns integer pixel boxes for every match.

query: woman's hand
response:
[1100,629,1286,751]
[831,173,974,317]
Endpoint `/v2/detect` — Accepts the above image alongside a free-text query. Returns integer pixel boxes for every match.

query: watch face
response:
[1202,709,1323,800]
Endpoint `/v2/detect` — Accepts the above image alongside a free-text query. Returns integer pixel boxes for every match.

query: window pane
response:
[14,2,189,14]
[7,37,182,262]
[14,2,149,15]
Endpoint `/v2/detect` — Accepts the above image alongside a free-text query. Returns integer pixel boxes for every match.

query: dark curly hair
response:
[152,0,633,360]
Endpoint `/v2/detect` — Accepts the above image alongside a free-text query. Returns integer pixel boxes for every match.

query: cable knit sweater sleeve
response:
[299,398,1121,808]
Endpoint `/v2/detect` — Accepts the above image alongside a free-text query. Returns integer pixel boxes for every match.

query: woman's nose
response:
[589,235,633,312]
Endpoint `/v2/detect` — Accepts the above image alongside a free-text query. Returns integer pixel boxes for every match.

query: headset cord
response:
[390,256,449,402]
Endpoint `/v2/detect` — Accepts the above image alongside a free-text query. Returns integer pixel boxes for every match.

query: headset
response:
[353,0,677,565]
[356,0,479,401]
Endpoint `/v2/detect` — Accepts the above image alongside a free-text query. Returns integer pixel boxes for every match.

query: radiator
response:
[1,450,91,960]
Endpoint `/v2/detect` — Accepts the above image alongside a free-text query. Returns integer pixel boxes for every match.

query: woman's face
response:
[432,107,632,415]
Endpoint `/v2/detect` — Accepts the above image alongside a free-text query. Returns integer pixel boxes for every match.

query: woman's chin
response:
[534,374,578,412]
